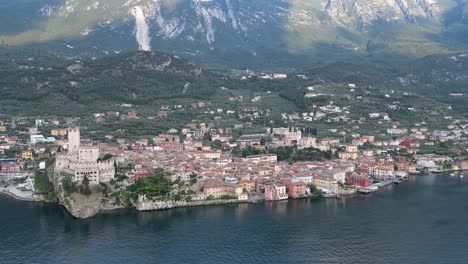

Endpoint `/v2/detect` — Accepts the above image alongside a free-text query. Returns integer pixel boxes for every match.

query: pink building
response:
[157,111,168,118]
[264,184,288,201]
[197,101,206,108]
[127,111,139,119]
[345,173,371,187]
[287,182,307,199]
[462,160,468,171]
[1,163,21,173]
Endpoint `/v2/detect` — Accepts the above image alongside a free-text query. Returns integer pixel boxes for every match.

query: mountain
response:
[0,49,214,115]
[0,47,466,119]
[1,0,467,68]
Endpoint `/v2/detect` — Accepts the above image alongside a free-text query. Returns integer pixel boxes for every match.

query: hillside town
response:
[0,106,467,212]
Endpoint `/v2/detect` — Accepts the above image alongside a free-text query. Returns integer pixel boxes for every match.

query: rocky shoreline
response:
[1,173,419,219]
[0,185,251,219]
[135,196,246,212]
[0,188,334,219]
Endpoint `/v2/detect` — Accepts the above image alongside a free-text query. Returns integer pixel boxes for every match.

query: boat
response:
[358,186,379,194]
[373,181,386,187]
[450,173,455,177]
[395,171,408,178]
[393,178,403,184]
[358,188,371,194]
[461,175,464,178]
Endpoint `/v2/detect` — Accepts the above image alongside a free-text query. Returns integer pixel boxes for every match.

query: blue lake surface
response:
[1,173,467,264]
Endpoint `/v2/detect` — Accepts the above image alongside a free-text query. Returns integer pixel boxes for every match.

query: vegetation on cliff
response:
[33,171,57,201]
[105,168,195,206]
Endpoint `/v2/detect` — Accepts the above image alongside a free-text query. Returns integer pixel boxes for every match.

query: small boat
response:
[461,175,464,178]
[450,173,455,177]
[358,186,378,194]
[393,178,403,184]
[358,188,371,194]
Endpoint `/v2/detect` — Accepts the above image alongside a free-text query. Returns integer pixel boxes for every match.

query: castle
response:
[55,127,115,185]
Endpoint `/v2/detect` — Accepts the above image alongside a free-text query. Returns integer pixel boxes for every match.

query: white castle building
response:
[55,127,115,185]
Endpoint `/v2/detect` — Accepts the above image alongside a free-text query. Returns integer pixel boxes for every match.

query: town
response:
[0,101,467,218]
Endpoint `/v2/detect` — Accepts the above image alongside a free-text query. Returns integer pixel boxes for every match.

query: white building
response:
[292,175,314,185]
[368,166,394,179]
[30,135,55,145]
[387,128,408,135]
[30,135,45,145]
[298,137,317,149]
[323,169,346,183]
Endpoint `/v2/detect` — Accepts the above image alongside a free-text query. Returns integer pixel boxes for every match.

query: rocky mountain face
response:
[323,0,439,25]
[0,0,467,67]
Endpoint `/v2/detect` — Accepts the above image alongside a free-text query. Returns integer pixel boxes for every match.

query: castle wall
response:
[55,127,115,185]
[79,147,99,162]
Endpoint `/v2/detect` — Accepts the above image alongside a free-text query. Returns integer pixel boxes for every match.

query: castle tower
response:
[67,127,81,152]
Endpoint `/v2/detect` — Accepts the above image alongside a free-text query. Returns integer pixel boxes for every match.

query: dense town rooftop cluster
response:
[0,110,467,202]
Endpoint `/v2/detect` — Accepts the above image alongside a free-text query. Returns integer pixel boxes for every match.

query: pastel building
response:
[264,184,288,201]
[345,173,371,187]
[338,152,359,160]
[462,160,468,171]
[287,182,307,199]
[245,154,278,164]
[313,176,339,194]
[203,182,234,198]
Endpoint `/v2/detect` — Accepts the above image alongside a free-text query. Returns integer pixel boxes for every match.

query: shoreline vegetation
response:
[3,172,464,219]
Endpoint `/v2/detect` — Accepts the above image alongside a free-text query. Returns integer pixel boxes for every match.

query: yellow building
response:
[51,128,68,136]
[204,182,234,198]
[313,176,339,194]
[346,145,358,153]
[0,125,6,132]
[377,161,394,171]
[338,152,358,160]
[21,151,33,160]
[235,181,256,195]
[195,151,222,160]
[245,154,277,163]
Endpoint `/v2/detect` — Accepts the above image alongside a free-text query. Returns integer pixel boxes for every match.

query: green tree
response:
[62,176,77,195]
[309,184,321,196]
[232,147,242,157]
[79,176,92,196]
[102,153,113,161]
[211,140,222,150]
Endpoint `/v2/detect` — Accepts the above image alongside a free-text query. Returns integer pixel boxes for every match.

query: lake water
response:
[1,173,467,264]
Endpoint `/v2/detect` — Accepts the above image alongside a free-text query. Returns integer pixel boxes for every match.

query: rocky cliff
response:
[62,197,102,219]
[134,195,241,211]
[323,0,439,26]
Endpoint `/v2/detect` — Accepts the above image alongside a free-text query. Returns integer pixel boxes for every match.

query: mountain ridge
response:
[0,0,467,67]
[0,48,466,116]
